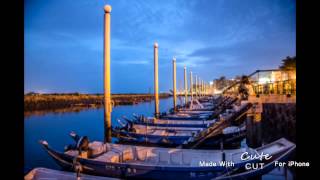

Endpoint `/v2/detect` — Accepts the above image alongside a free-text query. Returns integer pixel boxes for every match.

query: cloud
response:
[114,60,150,65]
[25,0,296,93]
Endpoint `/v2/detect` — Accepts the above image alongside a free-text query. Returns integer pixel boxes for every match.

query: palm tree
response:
[238,75,250,100]
[279,56,296,70]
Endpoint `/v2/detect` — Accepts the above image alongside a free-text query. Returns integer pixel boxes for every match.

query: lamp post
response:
[195,75,198,98]
[172,57,177,111]
[103,5,112,142]
[184,66,188,105]
[154,42,159,117]
[190,71,193,101]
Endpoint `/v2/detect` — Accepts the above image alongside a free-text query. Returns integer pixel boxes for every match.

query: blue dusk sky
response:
[25,0,296,94]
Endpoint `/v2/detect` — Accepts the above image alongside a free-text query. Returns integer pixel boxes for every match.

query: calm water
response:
[24,97,294,179]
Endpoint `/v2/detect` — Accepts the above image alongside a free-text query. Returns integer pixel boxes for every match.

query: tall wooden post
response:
[202,80,204,96]
[184,66,188,105]
[154,42,159,117]
[190,71,193,101]
[172,57,177,111]
[198,77,202,97]
[103,5,112,142]
[195,75,198,98]
[206,83,208,95]
[199,78,201,97]
[200,80,202,96]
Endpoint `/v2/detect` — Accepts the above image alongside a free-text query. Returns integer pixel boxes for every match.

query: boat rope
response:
[72,155,83,180]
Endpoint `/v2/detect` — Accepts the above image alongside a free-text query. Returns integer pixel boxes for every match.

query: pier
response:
[25,2,296,180]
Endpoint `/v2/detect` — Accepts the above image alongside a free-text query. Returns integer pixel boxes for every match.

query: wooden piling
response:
[103,5,112,142]
[190,71,193,101]
[195,75,198,98]
[154,42,159,117]
[173,57,177,111]
[184,66,188,105]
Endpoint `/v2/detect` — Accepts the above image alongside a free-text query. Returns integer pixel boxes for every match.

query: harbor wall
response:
[246,95,296,147]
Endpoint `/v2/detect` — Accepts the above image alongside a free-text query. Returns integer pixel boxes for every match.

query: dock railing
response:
[222,69,296,96]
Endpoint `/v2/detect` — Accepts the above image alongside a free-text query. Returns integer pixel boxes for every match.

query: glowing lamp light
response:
[213,89,222,94]
[258,77,271,84]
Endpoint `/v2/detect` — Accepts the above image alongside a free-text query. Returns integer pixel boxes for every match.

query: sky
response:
[25,0,296,93]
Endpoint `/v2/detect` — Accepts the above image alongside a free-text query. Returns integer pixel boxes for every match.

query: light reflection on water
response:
[24,98,176,172]
[24,97,294,179]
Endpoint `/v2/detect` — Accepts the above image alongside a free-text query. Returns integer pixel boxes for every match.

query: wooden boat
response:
[113,103,252,146]
[25,167,118,180]
[198,125,247,148]
[125,116,217,128]
[129,97,238,129]
[215,140,296,180]
[115,124,246,148]
[176,96,224,112]
[158,97,238,121]
[39,138,295,180]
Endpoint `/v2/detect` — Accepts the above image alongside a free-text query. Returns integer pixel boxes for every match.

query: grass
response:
[24,93,171,112]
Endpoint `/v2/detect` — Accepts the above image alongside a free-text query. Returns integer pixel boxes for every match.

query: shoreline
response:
[24,93,172,113]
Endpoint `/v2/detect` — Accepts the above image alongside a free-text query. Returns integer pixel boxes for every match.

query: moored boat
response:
[214,140,296,179]
[162,97,238,120]
[113,102,252,147]
[39,137,295,180]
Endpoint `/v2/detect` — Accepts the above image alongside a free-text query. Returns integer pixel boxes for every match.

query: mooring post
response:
[103,5,112,143]
[190,71,193,102]
[201,80,203,96]
[201,78,203,97]
[205,82,207,96]
[202,81,206,96]
[195,75,198,98]
[198,77,201,97]
[154,42,159,117]
[184,66,188,105]
[204,81,206,96]
[201,79,203,96]
[173,57,177,111]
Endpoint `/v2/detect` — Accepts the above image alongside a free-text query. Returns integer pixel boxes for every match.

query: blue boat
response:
[159,97,238,121]
[113,103,252,147]
[39,137,295,180]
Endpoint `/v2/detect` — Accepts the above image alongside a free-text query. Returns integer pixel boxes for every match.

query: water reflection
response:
[24,98,175,173]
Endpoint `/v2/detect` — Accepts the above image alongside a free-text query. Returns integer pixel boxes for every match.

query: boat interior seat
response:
[93,150,120,163]
[109,144,136,162]
[86,143,248,166]
[145,149,159,163]
[88,141,107,157]
[189,152,223,166]
[121,146,136,161]
[181,152,198,165]
[158,150,170,164]
[170,151,183,165]
[134,147,149,161]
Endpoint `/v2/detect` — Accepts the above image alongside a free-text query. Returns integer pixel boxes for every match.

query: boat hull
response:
[46,148,237,180]
[40,138,296,180]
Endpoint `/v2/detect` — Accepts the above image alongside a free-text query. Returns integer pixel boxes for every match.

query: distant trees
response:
[213,76,234,90]
[279,56,296,70]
